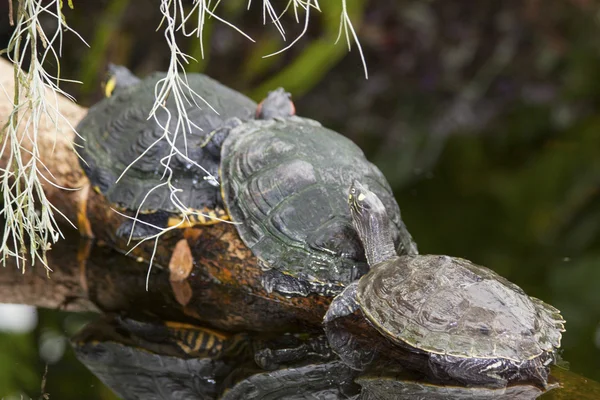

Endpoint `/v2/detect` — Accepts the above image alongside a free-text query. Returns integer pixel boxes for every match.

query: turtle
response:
[323,181,565,387]
[218,115,418,297]
[76,65,263,239]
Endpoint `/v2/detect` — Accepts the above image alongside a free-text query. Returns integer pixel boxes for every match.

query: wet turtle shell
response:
[356,255,564,365]
[220,116,417,296]
[76,70,256,225]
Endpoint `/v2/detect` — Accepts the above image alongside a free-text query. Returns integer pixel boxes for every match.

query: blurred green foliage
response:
[0,332,38,397]
[0,311,115,399]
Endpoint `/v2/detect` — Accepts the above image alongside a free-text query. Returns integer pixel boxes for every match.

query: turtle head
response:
[348,181,386,218]
[348,181,397,267]
[256,88,296,119]
[102,64,141,97]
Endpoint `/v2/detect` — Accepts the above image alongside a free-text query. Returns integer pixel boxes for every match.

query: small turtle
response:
[76,65,261,239]
[324,181,565,387]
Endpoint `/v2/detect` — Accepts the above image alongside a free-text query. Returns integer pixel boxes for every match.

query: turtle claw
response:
[324,282,360,323]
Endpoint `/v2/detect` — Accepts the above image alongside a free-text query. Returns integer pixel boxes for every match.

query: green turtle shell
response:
[221,116,414,295]
[357,255,565,362]
[76,72,256,214]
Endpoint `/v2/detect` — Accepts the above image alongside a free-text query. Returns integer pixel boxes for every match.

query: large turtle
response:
[218,115,418,297]
[324,181,565,387]
[76,65,263,239]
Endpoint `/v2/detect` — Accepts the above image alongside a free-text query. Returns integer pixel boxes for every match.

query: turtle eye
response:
[348,187,357,203]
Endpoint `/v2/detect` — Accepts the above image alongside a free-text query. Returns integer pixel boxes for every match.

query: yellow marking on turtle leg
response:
[185,330,197,347]
[167,216,217,228]
[164,321,229,341]
[219,167,233,218]
[204,334,216,352]
[189,332,204,352]
[177,341,195,355]
[167,208,230,228]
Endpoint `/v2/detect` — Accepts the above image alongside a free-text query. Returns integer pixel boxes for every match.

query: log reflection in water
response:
[70,315,573,400]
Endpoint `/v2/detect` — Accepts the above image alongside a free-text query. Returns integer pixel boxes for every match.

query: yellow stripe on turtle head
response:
[103,75,118,98]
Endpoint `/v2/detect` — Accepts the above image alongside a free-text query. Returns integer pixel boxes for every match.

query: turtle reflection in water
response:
[72,315,358,400]
[72,316,557,400]
[221,334,358,400]
[71,315,249,399]
[353,367,556,400]
[324,181,565,387]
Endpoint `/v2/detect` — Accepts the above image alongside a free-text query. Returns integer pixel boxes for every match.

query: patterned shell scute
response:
[221,116,405,290]
[356,255,564,361]
[76,72,256,213]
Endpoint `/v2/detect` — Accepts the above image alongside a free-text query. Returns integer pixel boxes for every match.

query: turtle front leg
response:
[324,282,360,323]
[324,283,378,370]
[201,117,243,158]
